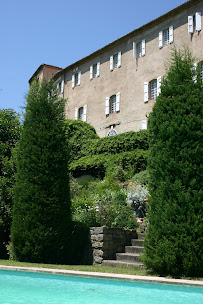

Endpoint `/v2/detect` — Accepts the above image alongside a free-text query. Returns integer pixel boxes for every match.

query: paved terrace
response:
[0,265,203,287]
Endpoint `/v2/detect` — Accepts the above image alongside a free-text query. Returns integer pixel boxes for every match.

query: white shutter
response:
[105,97,109,115]
[116,92,120,112]
[90,65,93,80]
[72,74,75,88]
[75,108,78,120]
[61,79,64,94]
[97,62,100,77]
[188,16,194,33]
[78,71,81,85]
[117,51,121,68]
[142,120,147,130]
[196,12,202,31]
[159,31,163,48]
[169,26,173,44]
[57,83,59,91]
[133,42,137,58]
[110,55,113,71]
[144,82,149,103]
[157,76,162,96]
[83,105,87,122]
[142,39,146,56]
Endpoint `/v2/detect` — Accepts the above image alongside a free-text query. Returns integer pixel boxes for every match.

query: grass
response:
[0,259,150,276]
[1,259,202,281]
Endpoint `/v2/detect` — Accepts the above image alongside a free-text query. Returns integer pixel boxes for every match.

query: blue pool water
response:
[0,270,202,304]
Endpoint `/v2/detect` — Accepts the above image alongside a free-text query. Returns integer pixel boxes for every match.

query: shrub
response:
[131,170,150,185]
[126,182,149,217]
[71,179,138,229]
[64,119,99,162]
[70,150,148,178]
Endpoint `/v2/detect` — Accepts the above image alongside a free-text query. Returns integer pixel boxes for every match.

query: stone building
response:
[29,0,203,137]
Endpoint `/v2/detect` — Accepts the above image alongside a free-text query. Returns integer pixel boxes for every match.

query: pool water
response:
[0,270,202,304]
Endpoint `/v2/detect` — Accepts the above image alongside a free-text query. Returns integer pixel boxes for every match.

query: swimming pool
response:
[0,270,202,304]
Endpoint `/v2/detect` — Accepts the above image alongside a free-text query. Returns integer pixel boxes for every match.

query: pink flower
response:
[137,218,142,223]
[3,242,5,245]
[9,235,11,238]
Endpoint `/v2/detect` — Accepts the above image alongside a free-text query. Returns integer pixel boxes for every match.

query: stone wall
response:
[90,226,137,264]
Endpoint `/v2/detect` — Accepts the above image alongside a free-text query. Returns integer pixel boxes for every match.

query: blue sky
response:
[0,0,187,116]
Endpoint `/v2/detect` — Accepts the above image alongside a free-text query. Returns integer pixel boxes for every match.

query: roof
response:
[29,64,62,84]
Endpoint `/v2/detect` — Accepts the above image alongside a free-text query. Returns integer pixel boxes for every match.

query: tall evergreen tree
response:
[143,49,203,277]
[11,80,71,264]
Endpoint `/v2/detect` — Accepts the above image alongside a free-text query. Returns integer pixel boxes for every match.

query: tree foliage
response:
[143,49,203,277]
[0,109,21,258]
[11,80,71,264]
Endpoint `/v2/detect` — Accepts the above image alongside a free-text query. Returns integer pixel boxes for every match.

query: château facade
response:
[29,0,203,137]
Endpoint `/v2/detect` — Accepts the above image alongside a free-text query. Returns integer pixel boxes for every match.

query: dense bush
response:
[64,119,99,162]
[143,49,203,277]
[11,80,72,264]
[70,149,148,178]
[64,120,148,162]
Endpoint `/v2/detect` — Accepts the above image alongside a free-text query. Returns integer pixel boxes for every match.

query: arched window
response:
[107,127,117,137]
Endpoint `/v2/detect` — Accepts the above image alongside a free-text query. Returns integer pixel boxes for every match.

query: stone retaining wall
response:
[90,226,138,264]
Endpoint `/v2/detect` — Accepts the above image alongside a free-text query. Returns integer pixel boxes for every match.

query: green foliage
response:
[143,48,203,277]
[0,109,21,258]
[0,109,21,175]
[71,178,138,229]
[11,80,71,264]
[70,150,148,178]
[131,170,150,185]
[82,130,149,157]
[64,119,99,162]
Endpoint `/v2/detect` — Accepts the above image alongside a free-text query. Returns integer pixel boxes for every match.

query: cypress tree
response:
[11,80,71,264]
[143,49,203,277]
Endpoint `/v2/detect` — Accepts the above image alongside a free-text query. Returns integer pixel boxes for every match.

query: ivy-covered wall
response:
[65,120,149,177]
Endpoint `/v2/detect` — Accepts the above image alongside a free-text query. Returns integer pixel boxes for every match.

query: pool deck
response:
[0,265,203,287]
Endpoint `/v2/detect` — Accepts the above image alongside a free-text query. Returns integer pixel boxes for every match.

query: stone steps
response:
[102,233,145,268]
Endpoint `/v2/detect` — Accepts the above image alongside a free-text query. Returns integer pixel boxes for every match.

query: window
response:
[110,95,116,113]
[159,26,173,48]
[141,120,147,130]
[90,62,100,80]
[144,77,161,103]
[110,52,121,71]
[72,71,81,88]
[188,12,202,33]
[105,93,120,115]
[200,62,203,80]
[75,105,87,121]
[78,107,84,120]
[133,40,145,58]
[150,80,157,100]
[164,29,170,45]
[56,78,64,94]
[107,126,118,137]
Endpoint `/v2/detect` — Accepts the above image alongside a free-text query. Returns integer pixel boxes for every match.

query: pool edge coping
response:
[0,265,203,287]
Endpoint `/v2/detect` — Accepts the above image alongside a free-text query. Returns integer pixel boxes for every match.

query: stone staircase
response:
[102,233,145,268]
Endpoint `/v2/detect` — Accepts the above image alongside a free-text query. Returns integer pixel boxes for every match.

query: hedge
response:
[70,149,149,178]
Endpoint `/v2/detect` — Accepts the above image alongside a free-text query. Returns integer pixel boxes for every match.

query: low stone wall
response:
[90,226,138,264]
